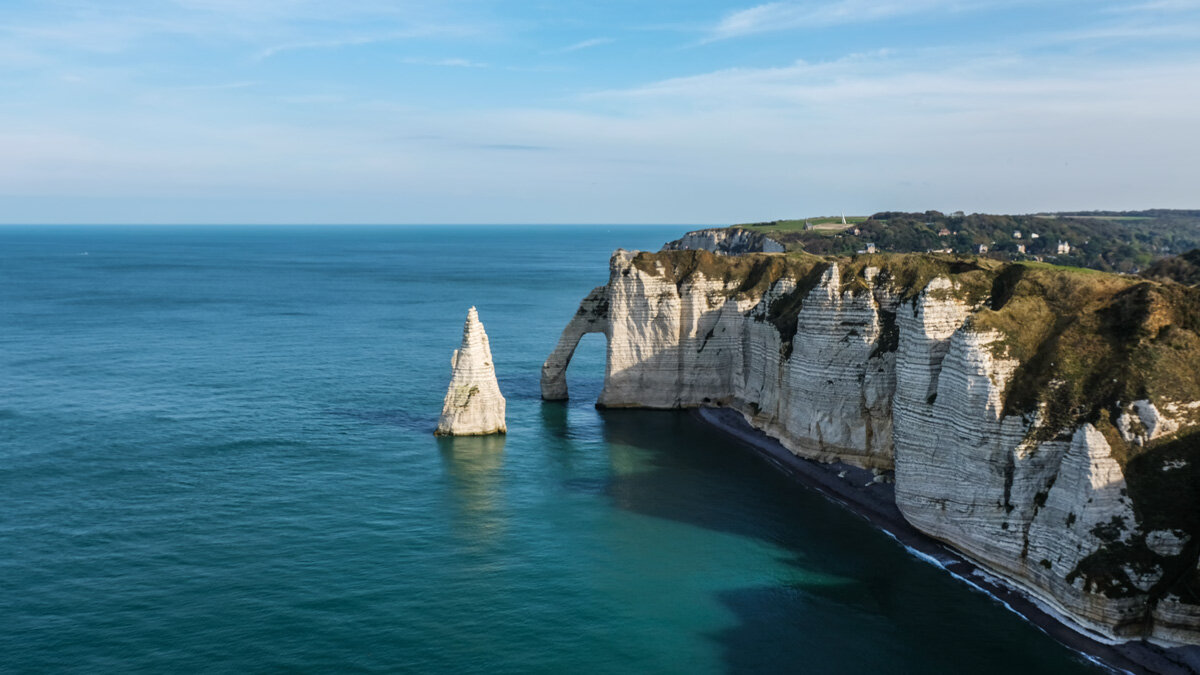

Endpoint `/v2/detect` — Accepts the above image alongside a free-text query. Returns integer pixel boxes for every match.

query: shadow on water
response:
[539,400,570,439]
[588,408,1102,675]
[438,434,507,548]
[326,408,439,434]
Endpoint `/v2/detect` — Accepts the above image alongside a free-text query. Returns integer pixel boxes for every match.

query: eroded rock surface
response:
[661,227,784,255]
[436,307,506,436]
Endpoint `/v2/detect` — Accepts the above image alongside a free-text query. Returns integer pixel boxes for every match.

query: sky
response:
[1,0,1198,224]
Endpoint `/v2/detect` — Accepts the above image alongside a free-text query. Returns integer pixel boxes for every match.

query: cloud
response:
[257,25,479,60]
[472,143,553,151]
[401,56,488,68]
[168,80,259,91]
[589,51,1200,128]
[0,1,489,62]
[552,37,614,53]
[708,0,981,40]
[1104,0,1200,12]
[705,0,1200,41]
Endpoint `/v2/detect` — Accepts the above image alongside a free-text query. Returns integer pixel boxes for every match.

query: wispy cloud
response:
[1035,20,1200,44]
[472,143,553,151]
[401,56,488,68]
[168,80,259,91]
[257,25,477,60]
[552,37,614,53]
[582,46,1200,129]
[708,0,980,40]
[257,36,387,60]
[1104,0,1200,12]
[707,0,1200,41]
[0,1,490,62]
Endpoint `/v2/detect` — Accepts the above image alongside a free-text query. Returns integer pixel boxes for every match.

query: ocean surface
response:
[0,225,1102,674]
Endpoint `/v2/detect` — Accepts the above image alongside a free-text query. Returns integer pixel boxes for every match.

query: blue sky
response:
[2,0,1198,224]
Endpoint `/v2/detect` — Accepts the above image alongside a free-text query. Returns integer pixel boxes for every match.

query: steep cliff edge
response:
[543,248,1200,647]
[661,226,784,254]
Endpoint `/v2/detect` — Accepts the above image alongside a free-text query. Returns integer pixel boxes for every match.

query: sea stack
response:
[435,307,507,436]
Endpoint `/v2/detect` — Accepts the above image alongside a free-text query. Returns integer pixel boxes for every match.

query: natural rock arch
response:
[540,285,609,400]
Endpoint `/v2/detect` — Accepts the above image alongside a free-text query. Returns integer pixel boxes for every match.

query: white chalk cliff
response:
[660,226,785,255]
[542,247,1200,647]
[436,307,506,436]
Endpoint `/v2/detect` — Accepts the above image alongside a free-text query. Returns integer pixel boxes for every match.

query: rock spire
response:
[435,307,506,436]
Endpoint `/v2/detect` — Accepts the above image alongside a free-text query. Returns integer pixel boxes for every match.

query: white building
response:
[1057,240,1071,255]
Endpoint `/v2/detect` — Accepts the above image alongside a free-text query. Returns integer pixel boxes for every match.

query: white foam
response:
[884,532,1136,673]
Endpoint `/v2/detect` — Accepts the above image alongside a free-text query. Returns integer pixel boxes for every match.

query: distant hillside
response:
[1143,248,1200,286]
[738,210,1200,273]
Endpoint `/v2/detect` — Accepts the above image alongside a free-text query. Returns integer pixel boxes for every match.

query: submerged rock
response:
[435,307,506,436]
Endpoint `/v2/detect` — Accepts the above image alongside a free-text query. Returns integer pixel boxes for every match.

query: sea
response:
[0,225,1103,673]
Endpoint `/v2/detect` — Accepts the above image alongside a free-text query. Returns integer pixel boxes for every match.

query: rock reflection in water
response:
[439,434,507,547]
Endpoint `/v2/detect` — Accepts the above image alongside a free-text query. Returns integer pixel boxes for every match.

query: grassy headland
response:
[736,209,1200,274]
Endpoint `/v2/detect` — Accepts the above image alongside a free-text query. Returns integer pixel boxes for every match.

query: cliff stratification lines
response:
[436,307,507,436]
[542,246,1200,647]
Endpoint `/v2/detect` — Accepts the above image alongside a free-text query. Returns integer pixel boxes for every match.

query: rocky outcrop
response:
[541,286,608,401]
[542,248,1200,646]
[662,227,784,255]
[435,307,506,436]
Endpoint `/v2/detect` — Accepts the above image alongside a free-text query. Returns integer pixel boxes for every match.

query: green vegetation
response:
[736,209,1200,274]
[1143,248,1200,286]
[743,216,869,233]
[1124,432,1200,604]
[1070,428,1200,601]
[629,248,826,302]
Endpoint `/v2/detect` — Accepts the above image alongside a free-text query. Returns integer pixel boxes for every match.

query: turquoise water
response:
[0,225,1101,673]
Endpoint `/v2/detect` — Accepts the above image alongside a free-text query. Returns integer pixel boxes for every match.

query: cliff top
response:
[722,209,1200,274]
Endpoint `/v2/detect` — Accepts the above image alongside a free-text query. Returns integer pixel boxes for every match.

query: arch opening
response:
[540,285,610,401]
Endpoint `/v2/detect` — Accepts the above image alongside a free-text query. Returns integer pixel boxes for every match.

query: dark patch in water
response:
[326,408,439,433]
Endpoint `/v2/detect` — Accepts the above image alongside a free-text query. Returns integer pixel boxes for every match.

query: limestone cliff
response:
[543,248,1200,646]
[661,227,784,255]
[436,307,506,436]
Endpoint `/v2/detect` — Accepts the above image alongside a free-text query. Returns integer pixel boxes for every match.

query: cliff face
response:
[436,307,507,436]
[543,248,1200,646]
[661,227,784,255]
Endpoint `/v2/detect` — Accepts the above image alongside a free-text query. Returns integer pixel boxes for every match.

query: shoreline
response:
[691,406,1200,675]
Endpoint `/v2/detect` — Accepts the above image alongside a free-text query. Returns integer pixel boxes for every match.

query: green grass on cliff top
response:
[724,209,1200,275]
[741,217,868,234]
